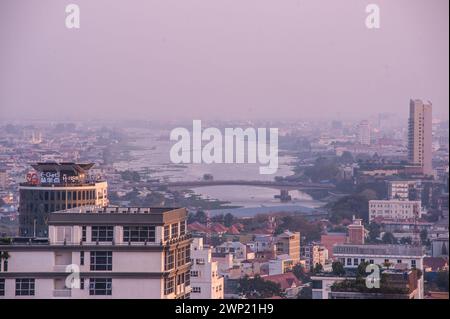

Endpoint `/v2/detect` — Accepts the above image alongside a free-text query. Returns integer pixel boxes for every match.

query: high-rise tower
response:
[408,99,433,175]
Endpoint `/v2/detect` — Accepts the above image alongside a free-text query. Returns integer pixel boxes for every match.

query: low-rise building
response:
[369,199,422,221]
[333,243,425,298]
[276,231,300,261]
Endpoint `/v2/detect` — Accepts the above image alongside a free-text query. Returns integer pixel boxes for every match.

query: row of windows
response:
[0,278,112,296]
[165,247,191,271]
[22,189,99,202]
[339,257,417,267]
[164,271,190,295]
[23,202,96,214]
[123,226,155,242]
[78,225,163,243]
[163,221,187,241]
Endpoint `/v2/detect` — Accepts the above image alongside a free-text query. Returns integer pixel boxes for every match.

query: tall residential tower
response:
[408,99,433,175]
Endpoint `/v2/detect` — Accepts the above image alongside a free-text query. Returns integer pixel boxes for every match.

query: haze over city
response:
[0,0,449,121]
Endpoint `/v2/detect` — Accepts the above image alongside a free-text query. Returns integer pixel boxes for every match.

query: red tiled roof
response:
[263,273,301,290]
[228,225,240,235]
[188,222,209,233]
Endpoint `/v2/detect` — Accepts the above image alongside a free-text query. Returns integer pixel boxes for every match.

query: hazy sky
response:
[0,0,448,121]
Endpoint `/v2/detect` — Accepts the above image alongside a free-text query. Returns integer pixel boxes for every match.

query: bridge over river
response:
[145,180,335,191]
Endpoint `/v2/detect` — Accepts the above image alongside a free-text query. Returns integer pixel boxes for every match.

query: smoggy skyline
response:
[0,0,448,122]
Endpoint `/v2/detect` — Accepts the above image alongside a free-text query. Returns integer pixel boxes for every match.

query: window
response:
[177,247,187,267]
[185,247,191,264]
[353,258,359,266]
[90,251,112,271]
[411,260,416,268]
[190,270,199,277]
[165,250,175,271]
[80,278,85,290]
[91,226,114,242]
[397,259,402,264]
[192,286,201,293]
[80,251,85,266]
[180,221,186,236]
[196,258,205,265]
[171,223,179,238]
[15,279,35,296]
[347,258,352,266]
[3,260,8,272]
[185,272,190,287]
[89,278,112,295]
[0,279,4,296]
[177,273,185,286]
[369,259,374,264]
[164,277,174,295]
[164,225,170,241]
[123,226,156,242]
[56,226,72,243]
[81,226,87,242]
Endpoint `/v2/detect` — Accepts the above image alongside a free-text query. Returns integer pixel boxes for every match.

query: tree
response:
[328,194,370,223]
[381,232,397,244]
[420,229,428,244]
[332,261,346,276]
[399,237,412,245]
[357,261,370,278]
[190,210,207,224]
[293,264,309,282]
[238,275,282,298]
[223,213,235,227]
[312,263,323,274]
[367,222,381,242]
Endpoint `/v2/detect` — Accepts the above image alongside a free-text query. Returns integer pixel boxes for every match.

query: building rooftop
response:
[333,244,425,257]
[47,205,187,226]
[31,162,95,173]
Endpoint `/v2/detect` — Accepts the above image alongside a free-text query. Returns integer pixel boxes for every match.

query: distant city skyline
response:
[0,0,448,121]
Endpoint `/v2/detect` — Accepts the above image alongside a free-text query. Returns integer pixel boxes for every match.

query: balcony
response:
[53,289,72,298]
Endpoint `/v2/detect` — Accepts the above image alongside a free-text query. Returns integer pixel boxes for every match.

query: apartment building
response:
[369,199,422,221]
[301,243,328,271]
[388,180,421,200]
[333,244,425,298]
[276,231,300,261]
[190,238,224,299]
[0,206,192,299]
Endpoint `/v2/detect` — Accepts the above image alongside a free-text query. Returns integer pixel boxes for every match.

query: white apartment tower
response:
[408,99,433,175]
[190,238,224,299]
